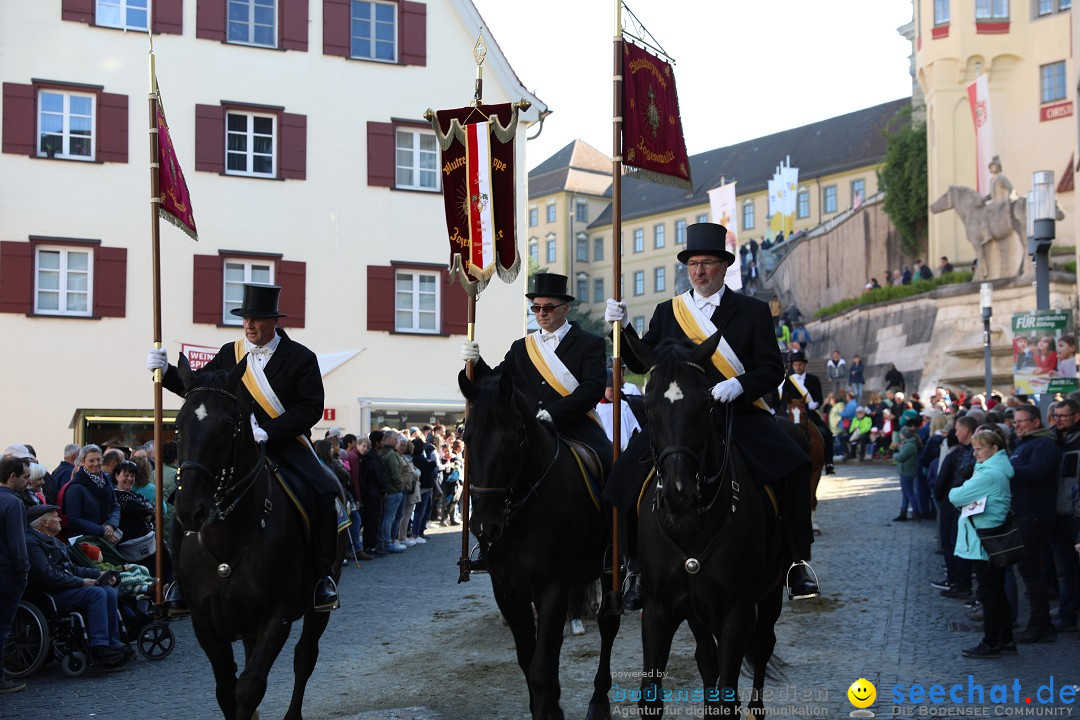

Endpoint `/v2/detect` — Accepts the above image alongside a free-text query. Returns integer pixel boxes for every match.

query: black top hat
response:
[790,351,808,364]
[677,223,737,265]
[526,273,575,302]
[27,504,61,525]
[230,283,287,319]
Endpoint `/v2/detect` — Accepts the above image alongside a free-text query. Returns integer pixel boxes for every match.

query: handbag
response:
[970,513,1026,568]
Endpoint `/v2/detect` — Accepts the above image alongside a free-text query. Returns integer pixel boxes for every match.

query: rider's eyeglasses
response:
[686,260,722,271]
[530,303,566,314]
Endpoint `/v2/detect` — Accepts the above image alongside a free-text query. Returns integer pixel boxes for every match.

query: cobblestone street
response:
[3,462,1078,719]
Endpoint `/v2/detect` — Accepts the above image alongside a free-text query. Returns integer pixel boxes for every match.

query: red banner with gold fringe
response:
[621,41,692,191]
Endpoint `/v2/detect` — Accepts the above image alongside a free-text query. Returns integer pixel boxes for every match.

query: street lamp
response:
[1028,171,1056,311]
[980,282,993,399]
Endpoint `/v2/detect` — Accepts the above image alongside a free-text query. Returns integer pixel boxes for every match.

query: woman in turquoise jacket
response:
[949,427,1015,658]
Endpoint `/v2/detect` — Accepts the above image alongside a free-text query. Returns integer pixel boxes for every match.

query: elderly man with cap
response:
[461,273,612,476]
[25,504,133,667]
[146,283,341,613]
[604,222,819,599]
[779,351,837,475]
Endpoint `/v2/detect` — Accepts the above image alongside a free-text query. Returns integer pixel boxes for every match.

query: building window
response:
[226,111,276,177]
[796,189,810,219]
[823,185,838,213]
[223,258,273,324]
[696,213,708,224]
[742,202,755,230]
[529,207,538,227]
[395,128,438,191]
[633,229,644,253]
[675,219,686,245]
[654,266,666,293]
[576,275,588,301]
[395,269,439,334]
[38,91,95,161]
[594,237,605,261]
[546,236,556,263]
[674,263,690,294]
[351,1,397,62]
[1041,61,1067,103]
[1038,0,1054,13]
[96,0,149,30]
[575,200,589,223]
[576,234,588,262]
[593,277,604,303]
[975,0,1008,18]
[35,246,92,316]
[546,202,556,223]
[933,0,949,23]
[851,179,866,206]
[633,270,644,296]
[654,224,665,249]
[228,0,276,47]
[529,240,538,265]
[632,316,645,335]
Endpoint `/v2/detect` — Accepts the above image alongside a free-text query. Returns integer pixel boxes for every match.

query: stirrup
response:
[786,560,821,600]
[468,544,488,573]
[313,577,340,613]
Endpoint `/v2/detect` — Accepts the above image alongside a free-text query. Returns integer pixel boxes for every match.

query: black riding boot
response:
[164,519,189,617]
[312,502,340,612]
[776,471,821,600]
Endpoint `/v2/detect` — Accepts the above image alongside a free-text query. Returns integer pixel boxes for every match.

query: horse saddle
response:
[562,438,604,512]
[271,463,350,543]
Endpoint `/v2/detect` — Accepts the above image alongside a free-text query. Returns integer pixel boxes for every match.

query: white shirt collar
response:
[539,321,572,345]
[692,286,725,309]
[246,333,281,359]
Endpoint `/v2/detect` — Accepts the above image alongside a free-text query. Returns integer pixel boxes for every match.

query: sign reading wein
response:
[181,343,220,372]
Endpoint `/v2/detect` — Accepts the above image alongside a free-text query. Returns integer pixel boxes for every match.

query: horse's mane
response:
[647,339,701,385]
[467,371,529,432]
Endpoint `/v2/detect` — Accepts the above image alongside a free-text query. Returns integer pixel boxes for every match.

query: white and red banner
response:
[967,74,995,196]
[465,122,497,275]
[708,181,742,290]
[180,343,220,371]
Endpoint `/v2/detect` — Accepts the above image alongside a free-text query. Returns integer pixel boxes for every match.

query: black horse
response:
[624,331,787,718]
[173,356,345,720]
[458,367,621,720]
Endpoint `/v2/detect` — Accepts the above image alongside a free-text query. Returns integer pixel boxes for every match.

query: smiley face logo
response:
[848,678,877,709]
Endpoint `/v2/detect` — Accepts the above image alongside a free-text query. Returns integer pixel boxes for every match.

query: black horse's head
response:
[626,330,725,514]
[457,365,540,493]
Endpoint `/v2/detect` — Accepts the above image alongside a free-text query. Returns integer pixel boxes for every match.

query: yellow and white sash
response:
[233,340,316,452]
[671,293,769,411]
[524,333,602,426]
[786,373,810,401]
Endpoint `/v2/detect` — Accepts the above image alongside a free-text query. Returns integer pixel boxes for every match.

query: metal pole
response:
[1034,250,1050,311]
[982,308,993,399]
[609,0,624,597]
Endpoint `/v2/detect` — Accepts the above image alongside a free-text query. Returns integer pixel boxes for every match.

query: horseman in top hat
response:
[778,350,836,475]
[146,283,341,612]
[603,222,819,599]
[460,273,612,477]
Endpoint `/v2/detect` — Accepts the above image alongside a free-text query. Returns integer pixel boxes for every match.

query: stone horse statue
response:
[930,185,1028,281]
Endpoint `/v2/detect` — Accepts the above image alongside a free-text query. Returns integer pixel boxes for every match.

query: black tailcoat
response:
[780,373,824,406]
[479,324,612,470]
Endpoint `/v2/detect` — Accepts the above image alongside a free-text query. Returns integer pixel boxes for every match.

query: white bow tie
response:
[696,296,719,310]
[249,346,273,356]
[540,333,558,343]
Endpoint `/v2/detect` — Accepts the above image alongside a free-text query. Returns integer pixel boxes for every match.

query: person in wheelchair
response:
[25,505,134,667]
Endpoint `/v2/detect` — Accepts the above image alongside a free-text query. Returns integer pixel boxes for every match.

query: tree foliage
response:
[878,108,928,257]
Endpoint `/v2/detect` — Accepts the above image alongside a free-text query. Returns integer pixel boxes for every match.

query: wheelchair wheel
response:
[2,601,48,678]
[60,650,88,677]
[137,621,175,660]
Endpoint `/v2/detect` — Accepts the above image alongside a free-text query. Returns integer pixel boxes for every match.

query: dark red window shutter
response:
[322,0,350,57]
[196,0,226,41]
[93,246,127,318]
[443,270,468,335]
[0,241,33,314]
[280,112,307,180]
[280,0,308,51]
[152,0,184,34]
[97,92,129,164]
[277,260,306,328]
[195,104,225,173]
[367,122,395,187]
[367,265,395,332]
[61,0,94,23]
[192,255,223,324]
[2,83,35,156]
[400,1,426,66]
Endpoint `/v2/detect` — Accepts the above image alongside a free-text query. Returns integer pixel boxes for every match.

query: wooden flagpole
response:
[147,39,166,606]
[610,0,624,598]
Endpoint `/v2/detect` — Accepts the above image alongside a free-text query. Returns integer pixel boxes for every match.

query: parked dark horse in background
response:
[624,332,788,719]
[459,367,621,720]
[174,356,345,720]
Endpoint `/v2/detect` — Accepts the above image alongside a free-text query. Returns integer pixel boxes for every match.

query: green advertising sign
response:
[1011,310,1077,395]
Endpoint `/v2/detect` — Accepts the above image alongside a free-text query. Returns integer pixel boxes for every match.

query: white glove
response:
[808,400,819,410]
[536,409,553,425]
[710,378,744,403]
[146,347,167,372]
[460,340,480,362]
[604,298,631,328]
[250,414,268,444]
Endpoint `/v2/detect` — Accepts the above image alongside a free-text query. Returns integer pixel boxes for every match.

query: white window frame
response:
[34,246,93,317]
[223,258,274,324]
[575,200,589,223]
[654,224,665,249]
[546,202,557,223]
[823,185,838,213]
[975,0,1008,19]
[675,219,687,245]
[934,0,949,23]
[37,90,95,162]
[852,179,866,205]
[546,235,557,263]
[394,269,440,334]
[529,241,539,265]
[96,0,150,30]
[594,236,605,261]
[742,202,755,230]
[227,0,277,47]
[576,275,588,301]
[395,128,439,191]
[633,270,645,296]
[797,189,810,219]
[654,266,666,293]
[529,207,538,227]
[696,213,708,224]
[576,233,588,262]
[633,228,644,253]
[350,0,397,62]
[1041,61,1067,104]
[225,111,277,178]
[593,277,604,303]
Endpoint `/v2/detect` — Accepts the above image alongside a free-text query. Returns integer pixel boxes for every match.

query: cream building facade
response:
[912,0,1076,264]
[0,0,546,458]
